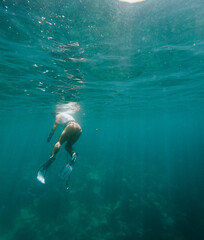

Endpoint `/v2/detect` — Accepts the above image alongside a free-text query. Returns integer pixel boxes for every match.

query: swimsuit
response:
[59,113,75,128]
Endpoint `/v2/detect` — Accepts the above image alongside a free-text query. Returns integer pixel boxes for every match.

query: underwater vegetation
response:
[0,127,204,240]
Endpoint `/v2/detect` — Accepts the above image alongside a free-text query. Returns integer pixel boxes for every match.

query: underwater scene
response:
[0,0,204,239]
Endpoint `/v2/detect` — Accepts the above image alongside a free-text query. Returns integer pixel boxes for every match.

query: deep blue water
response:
[0,0,204,239]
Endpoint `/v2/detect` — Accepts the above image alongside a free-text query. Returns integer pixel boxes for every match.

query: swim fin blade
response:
[37,157,55,184]
[37,166,46,184]
[59,163,73,180]
[59,153,77,181]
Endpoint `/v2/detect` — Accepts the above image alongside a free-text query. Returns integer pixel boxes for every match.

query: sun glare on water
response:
[119,0,145,3]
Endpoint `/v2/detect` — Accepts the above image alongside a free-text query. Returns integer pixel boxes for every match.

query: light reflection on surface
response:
[119,0,145,3]
[55,102,80,115]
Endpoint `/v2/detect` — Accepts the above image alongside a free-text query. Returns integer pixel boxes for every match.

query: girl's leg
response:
[50,128,68,158]
[65,124,82,157]
[52,122,82,158]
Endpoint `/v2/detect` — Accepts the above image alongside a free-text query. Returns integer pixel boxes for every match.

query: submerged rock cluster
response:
[0,162,203,240]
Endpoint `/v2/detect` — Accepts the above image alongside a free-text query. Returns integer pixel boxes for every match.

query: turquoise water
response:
[0,0,204,239]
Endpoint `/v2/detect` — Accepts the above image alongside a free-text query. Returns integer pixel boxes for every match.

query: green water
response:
[0,0,204,239]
